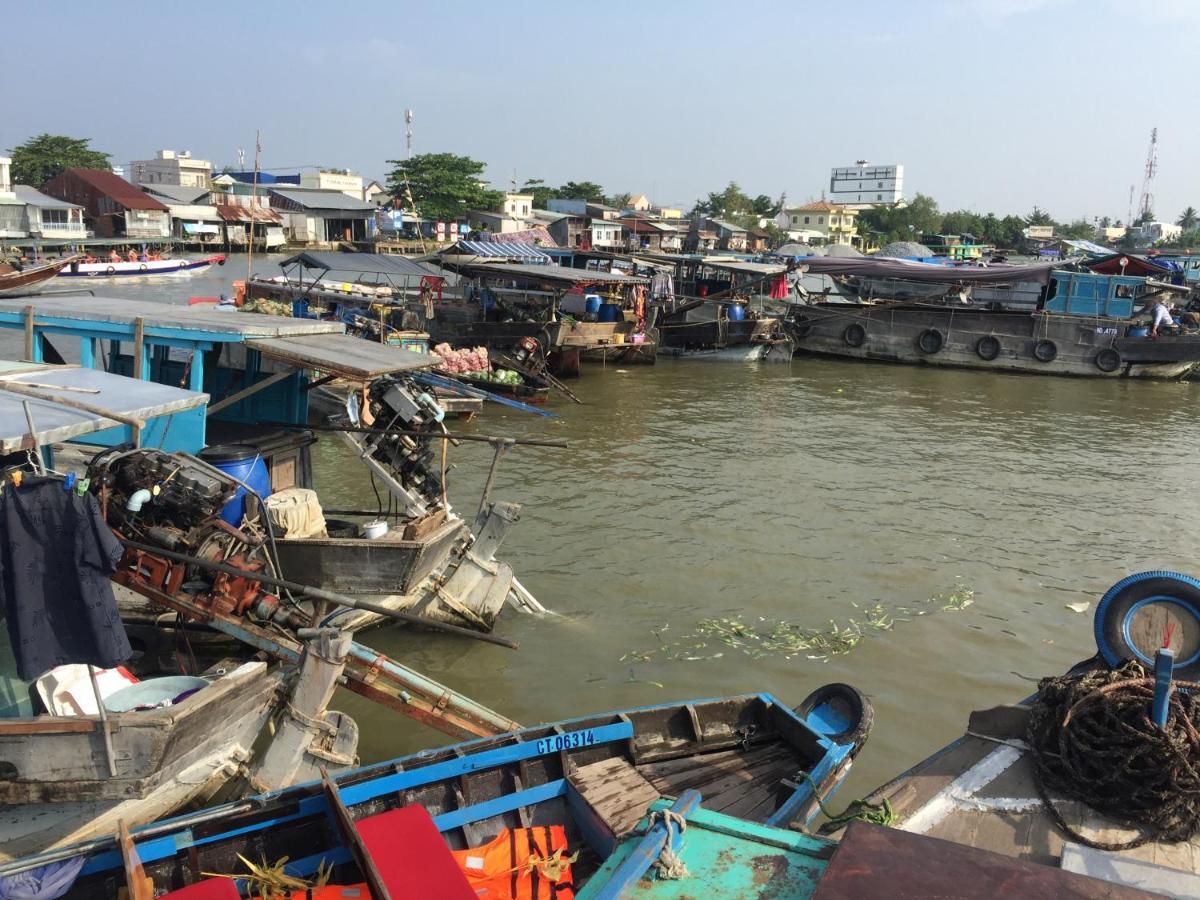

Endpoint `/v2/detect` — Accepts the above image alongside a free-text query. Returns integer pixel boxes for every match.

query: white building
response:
[829,161,904,208]
[501,192,533,221]
[1135,221,1183,243]
[299,170,364,198]
[130,150,213,188]
[0,158,24,239]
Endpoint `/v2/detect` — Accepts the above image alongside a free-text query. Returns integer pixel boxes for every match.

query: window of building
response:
[818,217,824,225]
[41,208,69,225]
[803,216,810,225]
[878,182,883,189]
[877,194,883,201]
[791,216,799,225]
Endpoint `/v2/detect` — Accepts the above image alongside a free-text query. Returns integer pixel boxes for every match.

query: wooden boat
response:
[787,263,1200,379]
[13,691,868,898]
[658,298,795,361]
[0,257,74,296]
[831,570,1200,897]
[0,662,283,862]
[58,255,225,278]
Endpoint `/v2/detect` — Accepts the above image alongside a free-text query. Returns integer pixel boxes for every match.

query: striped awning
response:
[445,240,551,262]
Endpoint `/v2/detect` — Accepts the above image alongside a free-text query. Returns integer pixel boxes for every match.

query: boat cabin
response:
[1042,270,1148,318]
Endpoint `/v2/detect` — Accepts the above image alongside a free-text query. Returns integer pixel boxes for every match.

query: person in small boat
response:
[149,250,162,261]
[108,250,121,263]
[126,249,138,263]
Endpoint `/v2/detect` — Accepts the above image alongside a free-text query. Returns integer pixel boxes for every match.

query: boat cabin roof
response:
[0,295,342,344]
[0,362,206,453]
[451,261,649,287]
[280,252,441,282]
[247,333,434,381]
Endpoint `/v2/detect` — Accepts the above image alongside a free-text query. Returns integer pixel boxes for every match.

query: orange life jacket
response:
[449,826,576,900]
[286,885,368,900]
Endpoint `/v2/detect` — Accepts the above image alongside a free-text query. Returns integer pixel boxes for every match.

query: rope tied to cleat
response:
[800,771,897,834]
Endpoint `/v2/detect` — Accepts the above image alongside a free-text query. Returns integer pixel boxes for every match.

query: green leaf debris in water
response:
[621,587,979,665]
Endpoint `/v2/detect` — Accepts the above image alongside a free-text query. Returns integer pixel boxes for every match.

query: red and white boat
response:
[58,254,226,278]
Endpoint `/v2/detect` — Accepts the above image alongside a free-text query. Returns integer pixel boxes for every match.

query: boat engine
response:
[350,373,446,514]
[88,448,305,628]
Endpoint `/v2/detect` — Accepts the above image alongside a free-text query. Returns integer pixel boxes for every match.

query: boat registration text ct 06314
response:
[536,729,598,754]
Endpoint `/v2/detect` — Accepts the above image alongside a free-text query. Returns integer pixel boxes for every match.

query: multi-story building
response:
[777,201,858,245]
[130,150,212,189]
[42,168,170,238]
[829,161,903,208]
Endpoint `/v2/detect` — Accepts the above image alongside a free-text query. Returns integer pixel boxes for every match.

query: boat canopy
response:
[451,261,649,287]
[0,362,207,453]
[245,333,435,382]
[796,256,1064,284]
[280,251,441,281]
[442,241,553,262]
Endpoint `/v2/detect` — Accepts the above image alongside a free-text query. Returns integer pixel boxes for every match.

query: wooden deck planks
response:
[568,757,660,839]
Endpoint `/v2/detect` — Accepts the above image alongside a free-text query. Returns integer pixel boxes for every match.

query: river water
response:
[55,258,1200,802]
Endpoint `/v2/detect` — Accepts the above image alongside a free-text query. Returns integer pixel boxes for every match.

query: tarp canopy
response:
[182,223,220,235]
[795,256,1065,284]
[441,241,551,261]
[1061,239,1114,256]
[453,261,648,287]
[280,251,440,280]
[1086,253,1176,277]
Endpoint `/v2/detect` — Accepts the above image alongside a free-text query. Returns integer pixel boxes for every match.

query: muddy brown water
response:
[32,258,1200,804]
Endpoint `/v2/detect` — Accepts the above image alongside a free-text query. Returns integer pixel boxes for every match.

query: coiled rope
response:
[646,809,690,880]
[1027,660,1200,851]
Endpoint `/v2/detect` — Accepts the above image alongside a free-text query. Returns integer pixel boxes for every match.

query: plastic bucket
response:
[1128,325,1150,338]
[584,295,602,317]
[727,304,746,322]
[104,676,208,712]
[598,303,621,323]
[199,444,271,525]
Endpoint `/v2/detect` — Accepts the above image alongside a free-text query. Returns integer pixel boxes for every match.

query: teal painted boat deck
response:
[579,800,834,899]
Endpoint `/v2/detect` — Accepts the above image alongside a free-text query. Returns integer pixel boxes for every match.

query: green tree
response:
[856,193,942,244]
[520,178,559,209]
[751,194,779,217]
[940,210,984,238]
[691,181,761,228]
[385,152,502,221]
[607,191,633,210]
[557,181,607,203]
[1177,206,1198,230]
[9,133,112,187]
[1025,206,1054,226]
[1134,209,1154,226]
[1058,219,1097,240]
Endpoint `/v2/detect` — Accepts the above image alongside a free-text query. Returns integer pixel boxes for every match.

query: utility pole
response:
[246,131,260,283]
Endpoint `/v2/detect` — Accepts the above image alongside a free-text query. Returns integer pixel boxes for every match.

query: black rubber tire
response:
[323,518,359,539]
[917,328,944,354]
[105,265,115,275]
[791,321,812,339]
[1094,572,1200,679]
[1033,339,1058,362]
[139,263,147,272]
[843,323,866,347]
[1095,347,1121,373]
[794,682,874,754]
[976,335,1001,361]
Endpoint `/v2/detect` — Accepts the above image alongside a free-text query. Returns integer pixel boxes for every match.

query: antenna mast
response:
[1137,127,1157,221]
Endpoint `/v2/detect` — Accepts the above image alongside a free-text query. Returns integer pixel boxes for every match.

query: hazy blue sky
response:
[7,0,1199,222]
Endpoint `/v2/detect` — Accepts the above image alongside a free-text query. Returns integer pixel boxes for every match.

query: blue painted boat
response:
[5,690,869,898]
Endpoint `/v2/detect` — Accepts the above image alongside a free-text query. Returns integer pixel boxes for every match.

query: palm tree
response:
[1178,207,1199,230]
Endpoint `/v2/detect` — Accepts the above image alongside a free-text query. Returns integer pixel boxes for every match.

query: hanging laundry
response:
[0,477,130,680]
[649,270,674,301]
[769,274,790,300]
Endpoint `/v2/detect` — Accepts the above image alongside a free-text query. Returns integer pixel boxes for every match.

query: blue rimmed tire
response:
[1094,571,1200,678]
[795,683,873,755]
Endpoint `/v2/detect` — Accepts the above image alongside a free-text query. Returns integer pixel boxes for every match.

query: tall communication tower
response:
[1137,127,1158,221]
[405,109,414,159]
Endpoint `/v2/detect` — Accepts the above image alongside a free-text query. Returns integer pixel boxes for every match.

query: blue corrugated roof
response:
[446,240,551,261]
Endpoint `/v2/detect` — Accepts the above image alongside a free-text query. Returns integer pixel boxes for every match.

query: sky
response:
[6,0,1200,223]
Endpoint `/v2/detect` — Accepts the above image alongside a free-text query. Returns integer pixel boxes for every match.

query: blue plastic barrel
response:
[727,303,746,322]
[1129,325,1150,338]
[584,295,602,317]
[598,303,621,323]
[199,444,271,525]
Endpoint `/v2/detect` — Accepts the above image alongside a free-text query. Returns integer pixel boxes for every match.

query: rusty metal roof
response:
[215,204,283,223]
[53,168,169,211]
